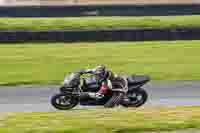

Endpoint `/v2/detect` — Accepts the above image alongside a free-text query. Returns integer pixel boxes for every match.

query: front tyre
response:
[121,88,148,108]
[51,93,79,110]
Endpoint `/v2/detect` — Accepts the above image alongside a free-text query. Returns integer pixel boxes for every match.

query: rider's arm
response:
[77,68,96,75]
[83,68,96,74]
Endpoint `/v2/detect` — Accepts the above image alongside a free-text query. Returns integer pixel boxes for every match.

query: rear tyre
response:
[51,93,79,110]
[121,88,148,108]
[104,92,124,108]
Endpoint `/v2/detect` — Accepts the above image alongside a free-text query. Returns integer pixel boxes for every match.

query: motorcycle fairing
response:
[127,75,150,86]
[83,76,100,92]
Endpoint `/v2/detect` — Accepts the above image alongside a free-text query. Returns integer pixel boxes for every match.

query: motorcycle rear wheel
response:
[51,93,79,110]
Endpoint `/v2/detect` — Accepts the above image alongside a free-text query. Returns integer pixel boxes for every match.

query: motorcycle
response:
[51,71,150,110]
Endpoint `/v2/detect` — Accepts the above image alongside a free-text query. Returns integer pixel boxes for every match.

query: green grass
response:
[0,40,200,85]
[1,106,200,133]
[1,16,200,30]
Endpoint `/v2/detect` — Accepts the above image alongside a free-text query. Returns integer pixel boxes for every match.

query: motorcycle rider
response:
[81,65,123,107]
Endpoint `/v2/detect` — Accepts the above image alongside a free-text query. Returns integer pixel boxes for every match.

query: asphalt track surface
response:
[0,81,200,113]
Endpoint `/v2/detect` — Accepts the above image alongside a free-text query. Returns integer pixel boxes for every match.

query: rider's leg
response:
[104,92,124,108]
[88,82,110,99]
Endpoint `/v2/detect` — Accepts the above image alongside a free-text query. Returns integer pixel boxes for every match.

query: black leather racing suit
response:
[81,66,123,107]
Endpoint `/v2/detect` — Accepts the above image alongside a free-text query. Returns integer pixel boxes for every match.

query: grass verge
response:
[1,16,200,31]
[0,106,200,133]
[0,40,200,85]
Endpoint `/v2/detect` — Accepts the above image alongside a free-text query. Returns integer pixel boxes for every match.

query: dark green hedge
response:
[0,4,200,17]
[0,28,200,42]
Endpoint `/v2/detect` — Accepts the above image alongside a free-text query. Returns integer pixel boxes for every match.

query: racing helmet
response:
[94,65,107,81]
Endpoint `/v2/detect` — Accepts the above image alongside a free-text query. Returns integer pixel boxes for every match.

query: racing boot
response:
[88,92,104,100]
[80,92,104,101]
[88,83,110,100]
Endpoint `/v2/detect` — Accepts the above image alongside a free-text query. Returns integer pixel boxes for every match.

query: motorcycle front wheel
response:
[121,88,148,108]
[51,93,79,110]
